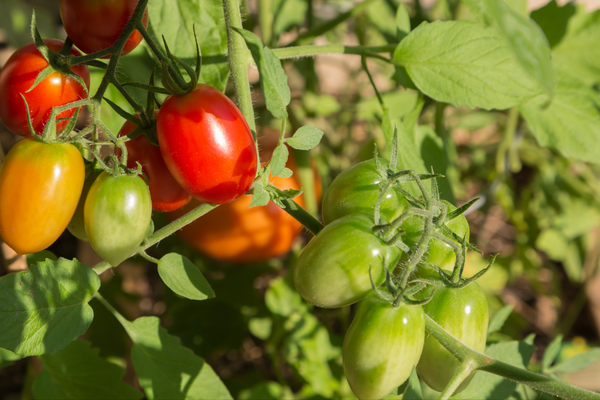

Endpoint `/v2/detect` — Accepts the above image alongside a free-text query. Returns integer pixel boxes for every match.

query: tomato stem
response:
[437,359,475,400]
[272,44,397,60]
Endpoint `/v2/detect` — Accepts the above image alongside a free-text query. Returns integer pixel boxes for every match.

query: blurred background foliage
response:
[1,0,600,398]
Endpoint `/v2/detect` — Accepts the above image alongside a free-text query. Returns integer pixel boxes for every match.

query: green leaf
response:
[542,334,563,371]
[531,0,576,48]
[519,75,600,164]
[236,29,290,119]
[454,340,535,400]
[147,0,229,91]
[239,381,293,400]
[273,0,308,37]
[536,229,569,261]
[460,0,485,21]
[270,144,289,178]
[265,278,305,317]
[484,0,554,98]
[285,125,324,150]
[125,316,232,400]
[396,2,411,40]
[402,368,424,399]
[26,250,57,267]
[549,348,600,373]
[250,181,271,207]
[394,20,541,110]
[552,8,600,86]
[0,258,100,356]
[0,347,21,368]
[487,305,514,336]
[32,340,142,399]
[157,254,215,301]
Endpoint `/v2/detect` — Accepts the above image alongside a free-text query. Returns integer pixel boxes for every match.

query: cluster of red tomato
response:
[0,0,264,266]
[293,158,489,399]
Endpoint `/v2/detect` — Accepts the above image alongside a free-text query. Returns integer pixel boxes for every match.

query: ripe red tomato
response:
[117,112,192,212]
[157,84,258,204]
[0,138,85,254]
[60,0,149,57]
[0,39,90,137]
[168,152,319,263]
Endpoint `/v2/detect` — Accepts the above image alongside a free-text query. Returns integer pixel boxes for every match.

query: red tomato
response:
[116,112,192,212]
[0,138,85,254]
[60,0,149,57]
[157,84,258,204]
[168,152,320,263]
[0,40,90,137]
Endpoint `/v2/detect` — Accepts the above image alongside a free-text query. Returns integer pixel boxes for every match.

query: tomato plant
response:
[117,113,191,212]
[417,279,489,393]
[343,293,425,400]
[60,0,149,57]
[169,153,318,263]
[321,158,407,225]
[157,84,258,204]
[293,213,402,308]
[401,200,470,269]
[0,138,84,254]
[0,39,90,137]
[84,172,152,267]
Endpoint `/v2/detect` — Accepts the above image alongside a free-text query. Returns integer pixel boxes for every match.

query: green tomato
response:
[416,279,488,394]
[343,293,425,400]
[84,172,152,266]
[67,166,101,241]
[321,159,407,225]
[293,214,401,308]
[401,200,470,269]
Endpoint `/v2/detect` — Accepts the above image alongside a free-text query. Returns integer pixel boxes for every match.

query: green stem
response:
[259,0,274,47]
[438,359,474,400]
[287,0,380,46]
[272,44,396,59]
[496,107,519,174]
[279,197,323,236]
[426,316,600,400]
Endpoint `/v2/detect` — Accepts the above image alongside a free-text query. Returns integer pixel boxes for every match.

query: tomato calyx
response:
[160,26,202,96]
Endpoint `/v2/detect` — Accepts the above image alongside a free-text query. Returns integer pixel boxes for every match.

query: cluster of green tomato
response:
[293,158,490,399]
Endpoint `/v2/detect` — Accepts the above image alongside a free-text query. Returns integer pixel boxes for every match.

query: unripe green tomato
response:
[401,200,470,269]
[84,172,152,266]
[67,166,101,241]
[343,293,425,400]
[293,214,401,308]
[321,159,407,225]
[416,280,488,393]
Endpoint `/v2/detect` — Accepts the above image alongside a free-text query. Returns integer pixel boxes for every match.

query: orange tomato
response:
[0,138,85,254]
[169,152,320,263]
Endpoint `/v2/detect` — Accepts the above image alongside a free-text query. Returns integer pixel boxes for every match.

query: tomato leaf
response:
[270,144,290,178]
[146,0,229,91]
[487,305,514,336]
[552,7,600,86]
[484,0,554,99]
[250,181,271,207]
[32,340,142,400]
[394,20,541,110]
[157,254,215,301]
[235,28,290,119]
[285,125,324,150]
[124,317,232,400]
[396,2,411,41]
[542,334,563,371]
[548,348,600,374]
[519,75,600,164]
[401,368,424,399]
[0,347,21,369]
[0,258,100,356]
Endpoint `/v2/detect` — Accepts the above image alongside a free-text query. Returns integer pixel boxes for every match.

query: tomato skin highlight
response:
[60,0,149,57]
[322,158,407,225]
[343,294,425,400]
[117,114,191,212]
[417,280,489,394]
[157,84,258,205]
[84,172,152,267]
[0,39,90,137]
[402,200,470,269]
[0,138,85,254]
[293,214,402,308]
